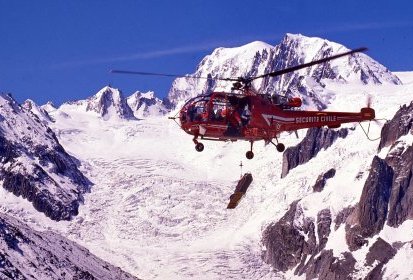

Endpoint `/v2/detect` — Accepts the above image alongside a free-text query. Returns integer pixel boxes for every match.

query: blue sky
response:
[1,0,412,105]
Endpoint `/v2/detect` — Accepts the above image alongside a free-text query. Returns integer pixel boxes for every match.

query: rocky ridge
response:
[281,127,349,178]
[22,99,54,125]
[0,93,91,221]
[262,101,413,279]
[50,86,169,121]
[0,212,137,280]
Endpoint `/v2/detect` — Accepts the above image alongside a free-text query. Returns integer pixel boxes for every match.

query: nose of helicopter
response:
[179,105,189,125]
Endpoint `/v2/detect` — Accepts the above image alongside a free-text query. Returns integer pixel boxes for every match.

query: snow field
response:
[1,73,412,279]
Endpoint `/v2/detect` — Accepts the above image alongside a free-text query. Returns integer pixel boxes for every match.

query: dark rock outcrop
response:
[378,101,413,227]
[346,156,393,250]
[317,209,333,249]
[302,250,356,280]
[386,144,413,227]
[313,168,336,192]
[378,101,413,151]
[263,101,413,279]
[365,238,397,279]
[366,237,396,266]
[281,127,349,178]
[262,201,306,271]
[0,213,138,280]
[356,156,393,237]
[262,199,360,279]
[0,93,91,221]
[262,201,339,278]
[334,207,354,230]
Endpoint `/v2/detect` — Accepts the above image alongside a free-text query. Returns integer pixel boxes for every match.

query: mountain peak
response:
[23,99,54,124]
[127,90,168,118]
[209,40,273,63]
[86,86,135,120]
[167,33,402,107]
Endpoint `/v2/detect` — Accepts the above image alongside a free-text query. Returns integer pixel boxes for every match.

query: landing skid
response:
[270,135,285,153]
[244,139,285,160]
[192,137,285,158]
[193,135,204,152]
[246,141,254,159]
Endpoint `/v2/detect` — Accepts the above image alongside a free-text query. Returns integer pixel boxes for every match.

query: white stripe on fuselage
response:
[261,114,295,126]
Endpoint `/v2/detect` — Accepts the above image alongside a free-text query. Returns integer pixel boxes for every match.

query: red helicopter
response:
[112,47,376,159]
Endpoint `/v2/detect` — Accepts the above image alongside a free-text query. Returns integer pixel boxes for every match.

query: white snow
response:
[1,70,413,278]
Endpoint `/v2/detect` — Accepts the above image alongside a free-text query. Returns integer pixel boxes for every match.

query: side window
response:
[211,97,229,122]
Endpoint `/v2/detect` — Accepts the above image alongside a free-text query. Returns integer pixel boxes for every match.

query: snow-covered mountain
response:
[1,72,410,279]
[51,86,169,121]
[1,35,413,279]
[168,34,401,110]
[85,86,135,120]
[22,99,54,125]
[127,91,168,118]
[0,93,91,221]
[0,212,137,279]
[262,101,413,278]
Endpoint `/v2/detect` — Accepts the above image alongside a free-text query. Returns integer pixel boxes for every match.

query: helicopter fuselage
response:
[179,91,375,146]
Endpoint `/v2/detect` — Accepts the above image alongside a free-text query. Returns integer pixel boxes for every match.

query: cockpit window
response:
[186,100,205,121]
[210,96,229,122]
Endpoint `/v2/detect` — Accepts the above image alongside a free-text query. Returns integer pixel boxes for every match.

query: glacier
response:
[1,34,413,279]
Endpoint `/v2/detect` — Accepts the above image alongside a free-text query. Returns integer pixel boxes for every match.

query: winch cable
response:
[358,118,387,141]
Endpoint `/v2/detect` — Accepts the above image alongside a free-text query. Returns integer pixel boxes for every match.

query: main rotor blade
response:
[252,47,368,81]
[110,70,190,78]
[110,70,239,82]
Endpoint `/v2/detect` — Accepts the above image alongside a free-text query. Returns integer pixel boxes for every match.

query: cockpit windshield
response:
[180,94,211,123]
[180,92,250,125]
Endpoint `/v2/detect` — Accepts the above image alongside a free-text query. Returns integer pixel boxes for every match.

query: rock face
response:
[262,201,359,279]
[313,168,336,192]
[357,157,393,235]
[262,101,413,279]
[127,91,169,118]
[262,201,306,271]
[346,156,394,250]
[378,101,413,151]
[0,213,138,280]
[0,94,91,221]
[86,86,135,120]
[365,238,397,280]
[167,34,401,108]
[385,143,413,227]
[281,127,349,178]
